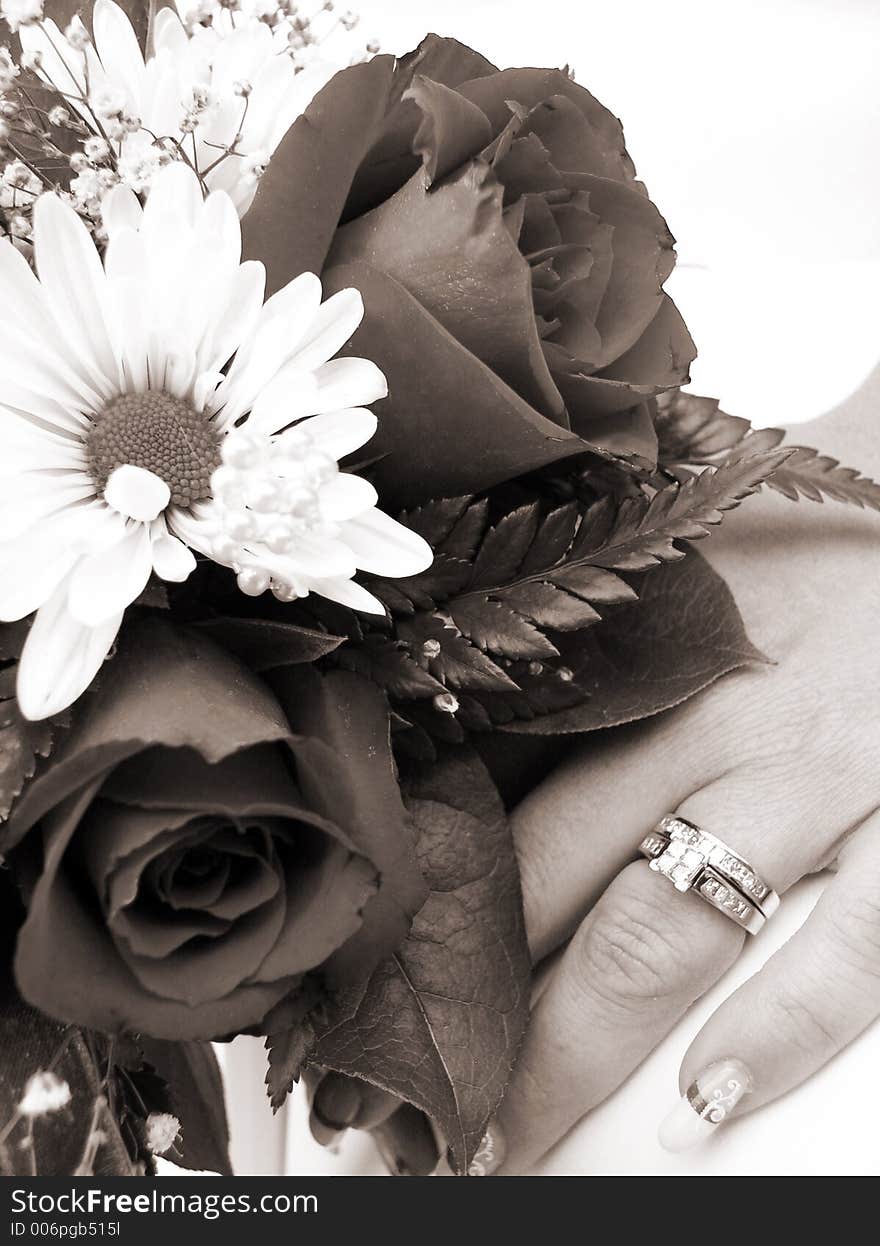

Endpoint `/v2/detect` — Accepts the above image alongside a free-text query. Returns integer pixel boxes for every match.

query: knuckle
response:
[824,885,880,983]
[572,867,734,1015]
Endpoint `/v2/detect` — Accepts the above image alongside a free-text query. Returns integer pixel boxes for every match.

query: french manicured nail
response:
[467,1122,506,1176]
[659,1059,753,1153]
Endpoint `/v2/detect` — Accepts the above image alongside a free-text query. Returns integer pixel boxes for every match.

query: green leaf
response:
[193,617,344,670]
[656,391,880,511]
[449,596,558,659]
[398,614,519,692]
[519,501,580,573]
[312,749,531,1175]
[568,442,792,573]
[336,635,447,699]
[400,496,472,546]
[765,445,880,511]
[655,389,753,464]
[503,581,601,629]
[550,565,637,604]
[262,981,324,1112]
[469,503,540,588]
[504,549,767,734]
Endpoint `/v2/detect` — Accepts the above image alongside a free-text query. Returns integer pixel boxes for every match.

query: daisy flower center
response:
[86,391,221,508]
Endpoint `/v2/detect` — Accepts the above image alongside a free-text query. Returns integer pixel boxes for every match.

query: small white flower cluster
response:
[18,1071,72,1118]
[0,0,378,245]
[145,1112,181,1156]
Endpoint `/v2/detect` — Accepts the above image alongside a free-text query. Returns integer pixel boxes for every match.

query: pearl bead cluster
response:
[207,423,338,601]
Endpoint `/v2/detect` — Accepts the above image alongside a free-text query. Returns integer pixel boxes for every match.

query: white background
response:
[220,0,880,1177]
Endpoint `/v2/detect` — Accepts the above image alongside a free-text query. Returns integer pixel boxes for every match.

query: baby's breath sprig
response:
[0,0,378,248]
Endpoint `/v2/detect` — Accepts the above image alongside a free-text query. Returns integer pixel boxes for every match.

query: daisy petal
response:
[150,521,197,582]
[303,407,378,459]
[310,358,388,413]
[0,536,79,622]
[319,472,378,521]
[340,508,434,577]
[17,582,122,722]
[310,576,386,616]
[286,288,364,373]
[92,0,146,100]
[101,186,144,239]
[67,523,153,625]
[32,194,119,393]
[104,465,171,522]
[268,533,357,580]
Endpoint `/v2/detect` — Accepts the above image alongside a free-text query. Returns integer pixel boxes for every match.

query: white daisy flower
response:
[19,0,337,213]
[0,163,432,721]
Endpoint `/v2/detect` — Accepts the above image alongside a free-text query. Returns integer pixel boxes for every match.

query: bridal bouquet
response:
[1,0,877,1178]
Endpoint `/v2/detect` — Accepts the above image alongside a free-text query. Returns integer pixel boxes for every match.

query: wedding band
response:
[639,815,780,935]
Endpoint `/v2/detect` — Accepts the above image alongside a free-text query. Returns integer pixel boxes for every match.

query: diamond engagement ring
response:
[639,816,780,935]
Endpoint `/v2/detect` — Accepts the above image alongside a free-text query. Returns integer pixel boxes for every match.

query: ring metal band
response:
[639,815,779,936]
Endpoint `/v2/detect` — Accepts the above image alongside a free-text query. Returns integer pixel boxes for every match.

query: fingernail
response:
[466,1122,506,1176]
[309,1074,363,1146]
[373,1104,439,1176]
[312,1074,363,1131]
[659,1059,753,1153]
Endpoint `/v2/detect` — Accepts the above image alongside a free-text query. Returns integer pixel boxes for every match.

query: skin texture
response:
[493,372,880,1172]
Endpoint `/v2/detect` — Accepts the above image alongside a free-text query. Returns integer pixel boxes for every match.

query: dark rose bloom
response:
[4,621,424,1040]
[243,36,695,507]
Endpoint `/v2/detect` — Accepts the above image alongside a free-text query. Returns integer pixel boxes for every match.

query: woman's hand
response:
[486,387,880,1173]
[305,375,880,1176]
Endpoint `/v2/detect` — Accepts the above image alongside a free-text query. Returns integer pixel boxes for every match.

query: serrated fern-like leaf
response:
[764,446,880,511]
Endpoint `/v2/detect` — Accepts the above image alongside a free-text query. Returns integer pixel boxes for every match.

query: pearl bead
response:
[246,478,281,512]
[304,452,334,482]
[271,582,299,603]
[237,566,271,596]
[287,488,318,518]
[225,510,257,541]
[275,428,311,458]
[212,534,240,563]
[223,436,262,470]
[211,465,242,498]
[261,523,290,554]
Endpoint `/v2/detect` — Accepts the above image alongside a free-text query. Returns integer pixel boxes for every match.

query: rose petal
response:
[276,668,427,988]
[6,620,292,850]
[13,779,296,1039]
[330,160,564,423]
[253,839,376,980]
[458,67,636,184]
[403,73,493,185]
[598,292,696,390]
[241,55,398,295]
[321,261,586,508]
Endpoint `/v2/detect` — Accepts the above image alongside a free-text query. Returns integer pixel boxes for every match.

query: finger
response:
[513,697,727,962]
[492,859,742,1173]
[491,758,873,1175]
[370,1102,439,1177]
[514,655,872,964]
[308,1071,399,1145]
[660,807,880,1151]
